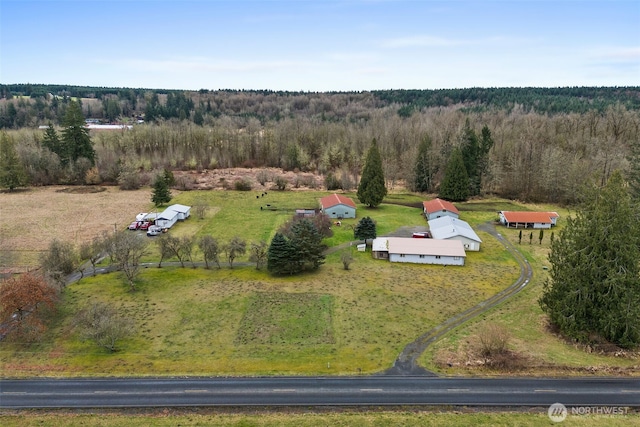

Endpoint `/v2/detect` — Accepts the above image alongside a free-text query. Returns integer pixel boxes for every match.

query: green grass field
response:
[1,191,636,378]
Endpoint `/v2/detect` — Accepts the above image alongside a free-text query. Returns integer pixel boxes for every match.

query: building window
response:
[400,254,405,257]
[454,256,459,260]
[419,255,425,258]
[435,255,441,259]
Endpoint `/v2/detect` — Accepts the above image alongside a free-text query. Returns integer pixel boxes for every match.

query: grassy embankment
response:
[1,411,639,427]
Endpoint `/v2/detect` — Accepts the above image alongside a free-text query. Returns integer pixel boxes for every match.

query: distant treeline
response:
[1,84,639,128]
[1,84,639,205]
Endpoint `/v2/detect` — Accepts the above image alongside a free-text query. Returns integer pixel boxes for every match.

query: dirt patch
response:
[55,186,107,194]
[0,186,152,269]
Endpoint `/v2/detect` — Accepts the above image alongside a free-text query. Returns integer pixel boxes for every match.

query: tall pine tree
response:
[540,171,640,348]
[61,101,95,166]
[0,132,27,191]
[412,134,434,193]
[151,173,172,206]
[357,138,387,207]
[439,147,469,202]
[267,232,297,275]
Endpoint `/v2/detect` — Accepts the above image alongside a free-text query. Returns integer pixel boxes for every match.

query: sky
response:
[1,0,639,91]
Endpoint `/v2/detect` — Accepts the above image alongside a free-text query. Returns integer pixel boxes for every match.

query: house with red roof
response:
[422,198,460,220]
[498,211,559,229]
[320,193,356,219]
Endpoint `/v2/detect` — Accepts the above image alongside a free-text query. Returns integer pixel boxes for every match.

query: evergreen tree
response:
[151,173,172,206]
[267,232,297,275]
[0,132,27,191]
[289,218,325,272]
[61,101,95,165]
[357,138,387,207]
[539,171,640,348]
[459,122,494,196]
[628,137,640,201]
[412,134,434,193]
[354,216,377,241]
[439,147,469,202]
[42,123,63,158]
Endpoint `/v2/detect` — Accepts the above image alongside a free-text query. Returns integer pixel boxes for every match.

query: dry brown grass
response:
[0,186,154,270]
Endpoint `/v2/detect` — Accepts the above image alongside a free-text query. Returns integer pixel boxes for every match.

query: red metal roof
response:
[422,198,459,215]
[501,211,555,223]
[320,193,356,209]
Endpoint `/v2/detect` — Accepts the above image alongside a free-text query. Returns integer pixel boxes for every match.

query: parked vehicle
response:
[139,221,151,231]
[128,221,141,230]
[147,225,162,236]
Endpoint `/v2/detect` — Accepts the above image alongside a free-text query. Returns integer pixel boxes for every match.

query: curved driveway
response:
[384,221,533,375]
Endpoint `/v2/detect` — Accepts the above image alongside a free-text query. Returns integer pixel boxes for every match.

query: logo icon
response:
[548,402,568,422]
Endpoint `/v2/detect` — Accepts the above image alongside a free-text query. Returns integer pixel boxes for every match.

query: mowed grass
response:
[1,190,521,377]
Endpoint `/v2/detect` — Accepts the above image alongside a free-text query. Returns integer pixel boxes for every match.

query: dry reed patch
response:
[0,186,153,267]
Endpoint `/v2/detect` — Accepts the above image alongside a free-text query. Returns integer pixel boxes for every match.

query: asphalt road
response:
[1,377,638,408]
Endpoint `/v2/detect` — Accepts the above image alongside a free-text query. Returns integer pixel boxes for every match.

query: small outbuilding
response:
[423,198,460,220]
[499,211,559,229]
[168,204,191,220]
[320,193,356,219]
[155,208,180,229]
[371,237,466,266]
[428,216,482,251]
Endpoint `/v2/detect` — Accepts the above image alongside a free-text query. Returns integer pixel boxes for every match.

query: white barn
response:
[428,216,482,251]
[372,237,466,266]
[168,204,191,220]
[155,208,180,229]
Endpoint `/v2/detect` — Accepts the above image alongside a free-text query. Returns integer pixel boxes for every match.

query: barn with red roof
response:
[499,211,560,229]
[320,193,356,219]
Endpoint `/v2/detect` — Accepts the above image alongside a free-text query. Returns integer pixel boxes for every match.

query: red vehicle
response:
[128,221,141,230]
[139,221,151,231]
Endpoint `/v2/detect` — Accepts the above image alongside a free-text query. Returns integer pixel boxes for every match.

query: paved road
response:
[1,377,638,408]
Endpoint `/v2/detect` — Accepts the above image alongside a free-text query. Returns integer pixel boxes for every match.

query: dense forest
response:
[1,84,639,204]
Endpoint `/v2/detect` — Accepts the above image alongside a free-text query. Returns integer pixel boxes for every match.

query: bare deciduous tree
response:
[249,240,268,270]
[225,236,246,268]
[109,231,148,291]
[74,302,134,352]
[198,235,221,269]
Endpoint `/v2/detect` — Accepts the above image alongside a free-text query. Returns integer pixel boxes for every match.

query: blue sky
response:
[1,0,638,91]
